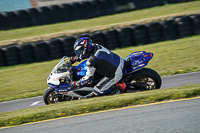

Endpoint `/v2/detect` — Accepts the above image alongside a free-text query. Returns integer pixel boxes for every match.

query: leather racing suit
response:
[70,44,124,96]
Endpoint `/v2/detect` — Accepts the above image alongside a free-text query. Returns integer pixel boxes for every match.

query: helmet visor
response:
[75,46,84,57]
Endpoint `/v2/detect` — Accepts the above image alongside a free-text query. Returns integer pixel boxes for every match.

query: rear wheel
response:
[126,68,162,91]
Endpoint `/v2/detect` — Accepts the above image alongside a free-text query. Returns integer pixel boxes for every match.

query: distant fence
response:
[0,0,196,30]
[0,14,200,67]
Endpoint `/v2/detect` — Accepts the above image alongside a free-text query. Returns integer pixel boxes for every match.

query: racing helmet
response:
[74,37,93,60]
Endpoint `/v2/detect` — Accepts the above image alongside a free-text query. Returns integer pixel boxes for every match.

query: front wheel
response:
[43,87,73,105]
[126,68,162,91]
[43,87,61,105]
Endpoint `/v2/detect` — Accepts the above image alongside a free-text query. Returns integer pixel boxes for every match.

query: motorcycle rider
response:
[69,37,126,97]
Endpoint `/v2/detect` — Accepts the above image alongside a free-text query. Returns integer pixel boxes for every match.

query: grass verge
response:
[0,1,200,46]
[0,83,200,128]
[0,35,200,102]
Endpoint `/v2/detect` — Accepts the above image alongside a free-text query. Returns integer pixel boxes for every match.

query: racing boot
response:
[111,83,126,95]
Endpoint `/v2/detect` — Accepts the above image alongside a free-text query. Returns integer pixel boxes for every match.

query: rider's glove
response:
[69,56,81,64]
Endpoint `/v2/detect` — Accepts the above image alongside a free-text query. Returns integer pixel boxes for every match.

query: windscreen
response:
[51,56,71,74]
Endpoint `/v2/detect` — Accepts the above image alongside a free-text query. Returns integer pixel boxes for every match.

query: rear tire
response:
[126,68,162,91]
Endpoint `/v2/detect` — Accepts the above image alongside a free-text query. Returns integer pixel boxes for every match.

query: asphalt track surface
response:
[1,97,200,133]
[0,71,200,112]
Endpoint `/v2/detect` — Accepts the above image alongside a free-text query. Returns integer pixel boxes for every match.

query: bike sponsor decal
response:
[132,51,143,56]
[59,89,68,92]
[61,72,69,75]
[133,60,144,66]
[133,64,145,69]
[61,92,68,94]
[53,78,59,81]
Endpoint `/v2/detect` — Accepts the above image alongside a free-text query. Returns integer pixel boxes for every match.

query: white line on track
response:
[30,101,42,106]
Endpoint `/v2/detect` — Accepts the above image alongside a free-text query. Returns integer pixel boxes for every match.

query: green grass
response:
[0,83,200,128]
[0,1,200,45]
[0,35,200,102]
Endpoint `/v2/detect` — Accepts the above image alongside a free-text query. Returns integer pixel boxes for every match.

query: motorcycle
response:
[43,51,162,105]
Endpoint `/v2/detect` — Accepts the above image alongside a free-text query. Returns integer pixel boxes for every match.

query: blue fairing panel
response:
[49,83,73,93]
[75,60,87,79]
[124,51,153,74]
[55,83,71,92]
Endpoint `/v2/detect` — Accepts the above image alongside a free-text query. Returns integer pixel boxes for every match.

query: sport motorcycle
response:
[43,51,162,105]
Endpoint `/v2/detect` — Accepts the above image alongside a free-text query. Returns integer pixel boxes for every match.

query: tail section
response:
[124,51,153,74]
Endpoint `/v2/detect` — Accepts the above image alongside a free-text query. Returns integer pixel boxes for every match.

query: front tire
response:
[126,68,162,91]
[43,87,62,105]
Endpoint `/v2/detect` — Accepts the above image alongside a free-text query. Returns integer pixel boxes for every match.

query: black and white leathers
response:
[71,44,124,95]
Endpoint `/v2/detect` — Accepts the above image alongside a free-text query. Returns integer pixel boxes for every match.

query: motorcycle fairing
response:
[124,51,153,74]
[48,51,153,94]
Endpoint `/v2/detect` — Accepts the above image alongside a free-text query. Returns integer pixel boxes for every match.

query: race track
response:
[1,97,200,133]
[0,71,200,112]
